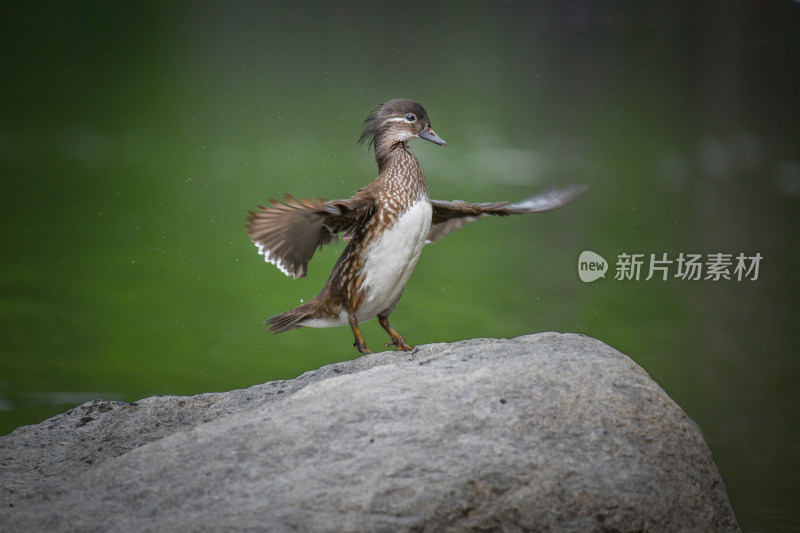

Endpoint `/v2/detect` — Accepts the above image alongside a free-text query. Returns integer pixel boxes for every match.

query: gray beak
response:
[418,126,446,146]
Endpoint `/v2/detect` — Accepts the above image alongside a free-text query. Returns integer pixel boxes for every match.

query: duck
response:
[247,99,587,354]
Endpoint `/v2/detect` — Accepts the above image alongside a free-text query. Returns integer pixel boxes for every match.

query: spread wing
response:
[427,184,588,243]
[246,192,375,278]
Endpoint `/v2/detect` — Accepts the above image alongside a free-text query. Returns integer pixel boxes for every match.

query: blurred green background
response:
[1,1,798,530]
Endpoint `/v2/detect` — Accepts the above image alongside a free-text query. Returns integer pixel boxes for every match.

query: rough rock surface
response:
[0,333,738,532]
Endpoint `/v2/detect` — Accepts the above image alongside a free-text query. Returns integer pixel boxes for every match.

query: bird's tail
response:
[267,302,314,333]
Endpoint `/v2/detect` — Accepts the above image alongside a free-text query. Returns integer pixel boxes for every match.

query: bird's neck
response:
[375,143,428,203]
[375,140,411,172]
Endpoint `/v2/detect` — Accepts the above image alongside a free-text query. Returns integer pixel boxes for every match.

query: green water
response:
[2,3,799,530]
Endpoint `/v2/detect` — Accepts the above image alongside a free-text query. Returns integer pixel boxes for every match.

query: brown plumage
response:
[247,99,587,354]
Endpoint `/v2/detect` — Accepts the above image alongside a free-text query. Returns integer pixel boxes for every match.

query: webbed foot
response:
[379,316,413,351]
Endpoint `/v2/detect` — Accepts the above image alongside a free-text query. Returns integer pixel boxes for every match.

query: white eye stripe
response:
[386,114,418,123]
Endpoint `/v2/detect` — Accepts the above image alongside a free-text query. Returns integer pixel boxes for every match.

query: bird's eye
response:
[405,113,416,122]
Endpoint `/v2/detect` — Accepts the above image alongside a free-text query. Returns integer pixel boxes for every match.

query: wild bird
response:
[247,99,587,354]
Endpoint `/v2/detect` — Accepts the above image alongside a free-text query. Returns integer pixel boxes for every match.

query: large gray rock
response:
[0,333,738,532]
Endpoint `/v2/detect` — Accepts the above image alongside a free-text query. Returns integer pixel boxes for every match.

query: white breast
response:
[357,199,432,321]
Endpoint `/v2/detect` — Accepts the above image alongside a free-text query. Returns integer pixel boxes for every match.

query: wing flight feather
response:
[246,192,375,278]
[427,184,588,243]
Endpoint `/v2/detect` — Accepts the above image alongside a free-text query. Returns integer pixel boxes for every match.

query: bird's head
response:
[359,99,446,164]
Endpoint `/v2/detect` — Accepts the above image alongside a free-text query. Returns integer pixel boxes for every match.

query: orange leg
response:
[348,315,373,355]
[378,315,412,351]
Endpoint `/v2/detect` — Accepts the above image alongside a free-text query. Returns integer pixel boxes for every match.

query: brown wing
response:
[246,192,375,278]
[427,184,588,243]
